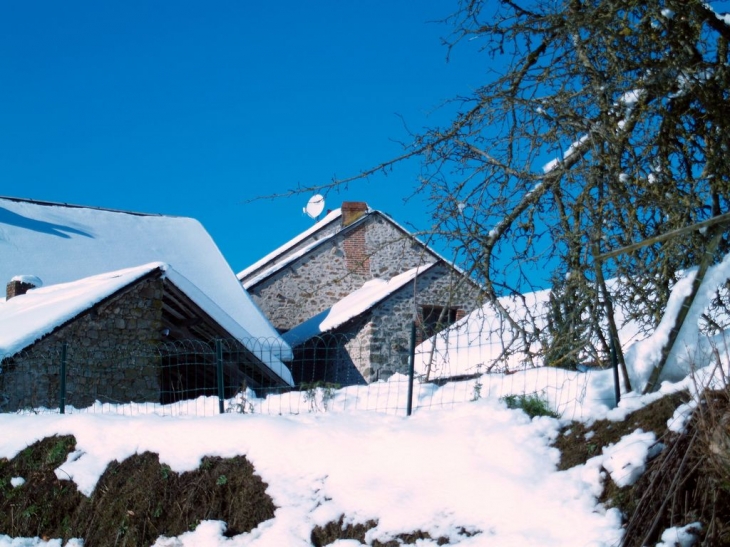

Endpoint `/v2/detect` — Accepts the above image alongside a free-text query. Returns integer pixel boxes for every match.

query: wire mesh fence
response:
[0,333,618,419]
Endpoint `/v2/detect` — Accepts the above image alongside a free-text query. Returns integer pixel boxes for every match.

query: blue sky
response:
[0,1,482,273]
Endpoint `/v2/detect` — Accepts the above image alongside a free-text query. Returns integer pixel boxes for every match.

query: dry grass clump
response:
[622,383,730,546]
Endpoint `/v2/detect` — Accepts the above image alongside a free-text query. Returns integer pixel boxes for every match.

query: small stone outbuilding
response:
[0,263,290,411]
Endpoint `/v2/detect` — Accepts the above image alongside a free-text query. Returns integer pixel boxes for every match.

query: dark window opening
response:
[420,305,459,339]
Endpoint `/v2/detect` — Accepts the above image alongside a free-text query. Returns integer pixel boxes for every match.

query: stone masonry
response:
[287,264,480,385]
[0,277,164,411]
[241,202,483,385]
[351,262,478,382]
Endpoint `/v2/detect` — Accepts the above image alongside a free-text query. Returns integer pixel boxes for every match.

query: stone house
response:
[0,264,292,411]
[238,201,482,384]
[0,196,293,410]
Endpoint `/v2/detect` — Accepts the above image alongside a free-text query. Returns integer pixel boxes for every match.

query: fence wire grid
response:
[1,333,618,419]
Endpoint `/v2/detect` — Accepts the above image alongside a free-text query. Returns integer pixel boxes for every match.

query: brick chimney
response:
[341,201,368,227]
[340,202,370,275]
[6,276,42,300]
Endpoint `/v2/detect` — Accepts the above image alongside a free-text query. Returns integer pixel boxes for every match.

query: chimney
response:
[341,201,368,227]
[6,276,42,300]
[341,203,370,275]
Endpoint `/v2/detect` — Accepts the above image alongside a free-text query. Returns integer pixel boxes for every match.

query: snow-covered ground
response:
[0,359,724,547]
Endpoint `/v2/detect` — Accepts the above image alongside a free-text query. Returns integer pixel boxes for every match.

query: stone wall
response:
[244,209,482,385]
[242,217,343,286]
[288,320,372,387]
[0,277,164,411]
[252,241,361,332]
[362,263,480,381]
[345,320,374,383]
[366,215,437,278]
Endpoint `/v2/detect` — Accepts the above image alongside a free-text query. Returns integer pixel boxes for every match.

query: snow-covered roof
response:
[238,204,451,291]
[238,208,375,289]
[283,264,436,346]
[0,263,161,357]
[0,196,292,382]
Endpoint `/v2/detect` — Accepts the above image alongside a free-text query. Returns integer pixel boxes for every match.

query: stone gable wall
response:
[240,218,343,286]
[0,277,164,411]
[366,215,438,278]
[251,239,364,332]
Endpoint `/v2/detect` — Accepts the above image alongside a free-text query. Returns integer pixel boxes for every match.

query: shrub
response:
[501,393,560,419]
[301,381,339,412]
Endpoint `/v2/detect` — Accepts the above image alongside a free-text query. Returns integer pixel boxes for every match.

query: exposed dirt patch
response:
[0,438,275,545]
[621,389,730,546]
[554,391,689,471]
[554,391,693,527]
[311,517,378,546]
[0,435,84,539]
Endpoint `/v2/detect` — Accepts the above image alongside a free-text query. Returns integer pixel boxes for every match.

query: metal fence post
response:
[59,342,68,414]
[610,336,620,406]
[406,320,416,416]
[216,339,225,414]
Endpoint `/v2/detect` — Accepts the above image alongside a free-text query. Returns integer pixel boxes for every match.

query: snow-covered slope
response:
[415,280,644,380]
[1,364,717,547]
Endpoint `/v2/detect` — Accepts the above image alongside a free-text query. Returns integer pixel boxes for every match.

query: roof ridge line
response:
[0,195,169,218]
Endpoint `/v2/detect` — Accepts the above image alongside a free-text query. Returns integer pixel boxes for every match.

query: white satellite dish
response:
[303,194,325,219]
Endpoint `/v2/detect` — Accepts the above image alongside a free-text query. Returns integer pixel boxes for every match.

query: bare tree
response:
[281,0,730,377]
[372,1,730,374]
